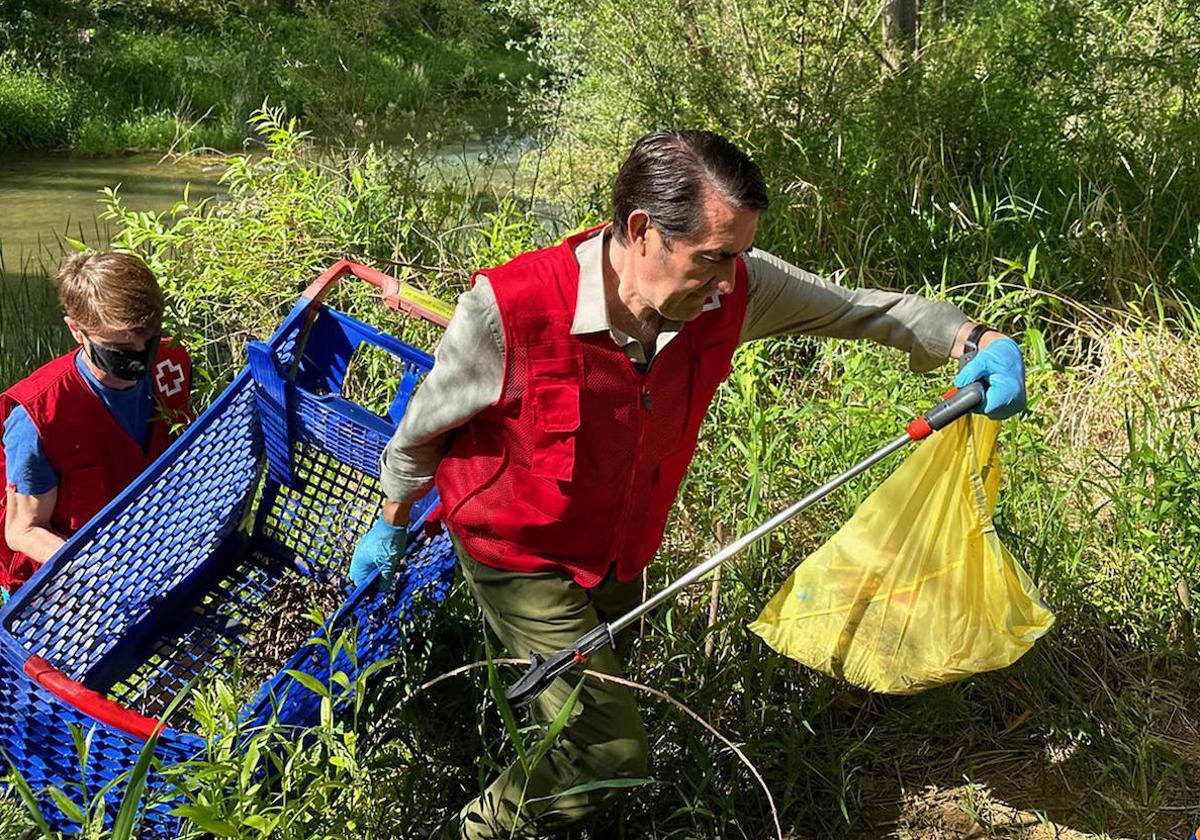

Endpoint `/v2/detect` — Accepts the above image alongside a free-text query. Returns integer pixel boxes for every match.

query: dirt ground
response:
[887,784,1100,839]
[239,572,347,690]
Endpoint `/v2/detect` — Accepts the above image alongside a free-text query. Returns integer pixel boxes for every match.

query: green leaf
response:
[113,675,198,840]
[47,784,86,824]
[70,724,93,792]
[358,657,394,684]
[239,740,262,789]
[528,676,585,773]
[243,812,281,833]
[285,669,332,699]
[485,634,528,772]
[1,746,56,838]
[169,805,239,836]
[111,726,161,840]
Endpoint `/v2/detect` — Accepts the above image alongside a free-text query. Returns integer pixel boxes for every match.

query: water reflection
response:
[0,152,227,274]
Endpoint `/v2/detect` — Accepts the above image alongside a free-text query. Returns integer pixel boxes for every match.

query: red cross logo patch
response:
[155,358,185,397]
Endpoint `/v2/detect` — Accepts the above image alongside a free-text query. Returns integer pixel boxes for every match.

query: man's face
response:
[626,191,759,321]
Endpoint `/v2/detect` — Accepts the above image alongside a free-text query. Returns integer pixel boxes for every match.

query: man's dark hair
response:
[611,130,768,246]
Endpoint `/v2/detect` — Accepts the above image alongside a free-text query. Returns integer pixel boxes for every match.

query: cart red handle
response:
[301,260,453,327]
[24,655,165,741]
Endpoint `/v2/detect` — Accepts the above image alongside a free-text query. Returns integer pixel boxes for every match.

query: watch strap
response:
[960,323,995,369]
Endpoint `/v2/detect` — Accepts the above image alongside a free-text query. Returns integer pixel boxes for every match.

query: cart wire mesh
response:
[0,262,456,832]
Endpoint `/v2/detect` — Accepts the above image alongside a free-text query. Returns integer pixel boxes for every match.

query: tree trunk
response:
[882,0,919,71]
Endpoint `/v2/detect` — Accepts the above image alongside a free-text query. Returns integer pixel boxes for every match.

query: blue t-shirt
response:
[3,352,153,495]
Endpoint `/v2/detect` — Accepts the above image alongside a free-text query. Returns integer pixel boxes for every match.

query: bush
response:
[0,0,534,153]
[0,64,75,149]
[517,0,1200,305]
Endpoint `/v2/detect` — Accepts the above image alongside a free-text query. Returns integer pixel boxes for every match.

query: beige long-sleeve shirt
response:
[380,227,968,502]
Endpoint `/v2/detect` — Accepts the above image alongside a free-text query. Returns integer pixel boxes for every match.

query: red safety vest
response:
[0,340,192,593]
[436,227,747,588]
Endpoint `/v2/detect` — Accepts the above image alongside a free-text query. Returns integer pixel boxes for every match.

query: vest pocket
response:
[529,350,581,483]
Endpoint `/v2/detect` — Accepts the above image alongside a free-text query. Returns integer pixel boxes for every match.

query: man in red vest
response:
[0,251,191,602]
[352,131,1027,837]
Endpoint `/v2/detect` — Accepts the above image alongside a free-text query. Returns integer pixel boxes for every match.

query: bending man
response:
[353,130,1026,837]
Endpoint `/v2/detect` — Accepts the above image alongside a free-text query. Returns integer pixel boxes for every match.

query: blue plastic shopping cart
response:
[0,261,456,832]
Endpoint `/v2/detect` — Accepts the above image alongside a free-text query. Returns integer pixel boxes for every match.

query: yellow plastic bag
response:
[749,415,1054,694]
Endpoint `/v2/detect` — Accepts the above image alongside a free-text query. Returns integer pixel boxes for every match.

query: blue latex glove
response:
[954,336,1027,420]
[349,516,408,589]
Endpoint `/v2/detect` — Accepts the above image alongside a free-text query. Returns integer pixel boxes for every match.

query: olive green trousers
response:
[450,538,649,839]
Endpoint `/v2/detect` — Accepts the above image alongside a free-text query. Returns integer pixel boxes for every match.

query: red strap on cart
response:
[24,655,165,741]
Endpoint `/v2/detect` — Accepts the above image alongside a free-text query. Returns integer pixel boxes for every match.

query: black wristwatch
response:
[961,323,997,366]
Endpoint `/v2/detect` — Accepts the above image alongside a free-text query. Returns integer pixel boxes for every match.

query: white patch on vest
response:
[701,292,723,312]
[155,358,185,397]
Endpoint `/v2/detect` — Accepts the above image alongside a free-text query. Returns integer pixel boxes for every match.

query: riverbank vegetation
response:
[1,0,1198,836]
[0,0,531,153]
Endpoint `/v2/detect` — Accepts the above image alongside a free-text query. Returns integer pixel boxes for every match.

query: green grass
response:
[0,263,72,392]
[0,65,76,151]
[0,4,535,154]
[71,111,245,156]
[0,787,30,840]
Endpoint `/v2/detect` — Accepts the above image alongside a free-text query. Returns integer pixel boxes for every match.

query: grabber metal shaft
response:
[609,429,911,636]
[504,382,985,708]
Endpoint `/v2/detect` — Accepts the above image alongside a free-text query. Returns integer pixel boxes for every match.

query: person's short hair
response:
[53,251,163,333]
[612,130,769,246]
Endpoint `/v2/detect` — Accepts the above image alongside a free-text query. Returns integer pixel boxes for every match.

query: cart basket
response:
[0,261,456,833]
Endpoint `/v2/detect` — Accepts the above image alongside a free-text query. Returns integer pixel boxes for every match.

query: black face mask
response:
[84,334,161,383]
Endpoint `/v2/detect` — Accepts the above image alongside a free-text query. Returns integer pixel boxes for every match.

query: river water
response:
[0,152,226,278]
[0,131,528,281]
[0,127,531,386]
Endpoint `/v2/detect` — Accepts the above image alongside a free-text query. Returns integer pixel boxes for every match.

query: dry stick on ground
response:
[408,658,784,840]
[157,105,217,165]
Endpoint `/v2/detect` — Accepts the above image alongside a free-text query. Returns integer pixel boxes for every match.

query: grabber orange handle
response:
[905,381,985,440]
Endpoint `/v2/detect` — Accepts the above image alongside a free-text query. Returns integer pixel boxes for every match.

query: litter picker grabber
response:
[504,381,986,708]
